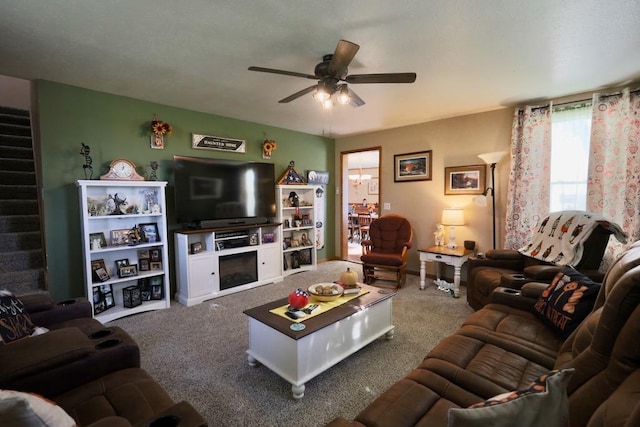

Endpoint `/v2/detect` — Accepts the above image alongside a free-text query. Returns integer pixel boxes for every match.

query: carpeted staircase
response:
[0,105,45,294]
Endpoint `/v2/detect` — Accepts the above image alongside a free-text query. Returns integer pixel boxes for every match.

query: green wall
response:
[35,80,335,301]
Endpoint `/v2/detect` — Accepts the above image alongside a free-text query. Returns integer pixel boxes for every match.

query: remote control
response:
[285,310,306,319]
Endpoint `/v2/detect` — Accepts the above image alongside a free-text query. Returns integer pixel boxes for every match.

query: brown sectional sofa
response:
[327,241,640,427]
[0,292,206,427]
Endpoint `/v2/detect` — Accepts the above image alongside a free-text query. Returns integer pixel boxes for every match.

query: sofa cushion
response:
[0,290,36,345]
[0,389,75,426]
[532,266,600,339]
[447,368,574,427]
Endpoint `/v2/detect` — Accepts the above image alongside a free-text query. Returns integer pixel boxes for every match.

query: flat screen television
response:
[173,155,276,228]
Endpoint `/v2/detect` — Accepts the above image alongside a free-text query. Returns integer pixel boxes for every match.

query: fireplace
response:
[219,251,258,290]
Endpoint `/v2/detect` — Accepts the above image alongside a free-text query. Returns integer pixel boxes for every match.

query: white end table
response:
[418,246,475,298]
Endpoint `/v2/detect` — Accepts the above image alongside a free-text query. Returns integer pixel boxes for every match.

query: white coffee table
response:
[243,284,395,399]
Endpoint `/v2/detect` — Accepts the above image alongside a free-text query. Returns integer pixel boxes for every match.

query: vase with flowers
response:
[149,115,172,150]
[262,139,277,159]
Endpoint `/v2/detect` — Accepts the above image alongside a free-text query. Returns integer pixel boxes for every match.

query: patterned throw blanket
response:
[518,211,628,266]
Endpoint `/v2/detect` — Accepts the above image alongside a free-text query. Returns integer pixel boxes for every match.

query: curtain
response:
[504,105,552,249]
[588,88,640,266]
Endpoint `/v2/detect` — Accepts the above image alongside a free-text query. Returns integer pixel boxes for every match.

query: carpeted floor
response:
[110,260,474,427]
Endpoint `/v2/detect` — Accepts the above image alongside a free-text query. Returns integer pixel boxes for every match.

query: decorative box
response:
[122,285,142,308]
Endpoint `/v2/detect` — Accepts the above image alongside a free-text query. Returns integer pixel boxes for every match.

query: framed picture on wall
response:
[368,178,379,195]
[444,164,486,195]
[394,150,432,182]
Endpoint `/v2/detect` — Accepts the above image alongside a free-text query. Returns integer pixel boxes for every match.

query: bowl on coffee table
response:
[308,283,344,302]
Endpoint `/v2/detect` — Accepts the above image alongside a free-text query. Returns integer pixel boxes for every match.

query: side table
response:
[418,246,475,298]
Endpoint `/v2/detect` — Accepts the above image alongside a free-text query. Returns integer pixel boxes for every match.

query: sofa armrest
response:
[85,401,207,427]
[521,282,549,299]
[467,251,525,272]
[523,265,561,281]
[490,286,538,311]
[87,417,133,427]
[29,298,92,329]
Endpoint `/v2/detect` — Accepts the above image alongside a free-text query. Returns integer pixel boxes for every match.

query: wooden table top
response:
[418,245,475,257]
[243,284,395,340]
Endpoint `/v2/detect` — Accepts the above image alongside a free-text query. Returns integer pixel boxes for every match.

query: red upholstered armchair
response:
[361,214,413,289]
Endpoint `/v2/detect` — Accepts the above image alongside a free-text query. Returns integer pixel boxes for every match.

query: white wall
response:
[0,75,30,109]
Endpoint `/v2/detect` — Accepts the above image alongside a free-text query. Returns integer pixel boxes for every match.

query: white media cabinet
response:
[174,223,283,306]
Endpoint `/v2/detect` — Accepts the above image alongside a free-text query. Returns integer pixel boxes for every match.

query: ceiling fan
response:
[248,39,416,108]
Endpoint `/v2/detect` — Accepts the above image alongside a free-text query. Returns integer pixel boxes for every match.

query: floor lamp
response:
[474,151,507,249]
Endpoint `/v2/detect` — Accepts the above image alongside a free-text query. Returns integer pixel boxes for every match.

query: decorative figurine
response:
[128,225,142,245]
[149,161,159,181]
[434,224,445,246]
[80,143,93,179]
[108,193,128,215]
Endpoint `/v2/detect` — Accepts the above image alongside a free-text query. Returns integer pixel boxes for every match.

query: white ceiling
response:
[1,1,639,138]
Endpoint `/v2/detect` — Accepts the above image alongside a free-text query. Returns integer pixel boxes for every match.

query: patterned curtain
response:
[587,88,640,266]
[504,105,552,249]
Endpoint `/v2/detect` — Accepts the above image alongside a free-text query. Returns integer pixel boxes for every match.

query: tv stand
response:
[174,223,282,306]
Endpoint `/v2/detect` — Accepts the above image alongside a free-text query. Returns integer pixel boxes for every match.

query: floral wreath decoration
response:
[150,119,173,136]
[262,139,277,159]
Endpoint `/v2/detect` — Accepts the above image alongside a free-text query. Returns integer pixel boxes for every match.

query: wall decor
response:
[80,143,93,179]
[149,116,172,150]
[394,150,432,182]
[139,222,159,243]
[192,133,246,153]
[444,164,487,195]
[307,170,330,185]
[368,177,379,195]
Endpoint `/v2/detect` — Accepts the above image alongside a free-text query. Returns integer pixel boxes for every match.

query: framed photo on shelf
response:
[118,264,138,278]
[150,249,161,262]
[283,237,292,249]
[139,222,159,243]
[110,229,130,246]
[91,258,109,283]
[292,231,311,247]
[123,285,142,308]
[138,249,150,259]
[150,261,162,271]
[150,276,163,300]
[444,164,487,195]
[394,150,432,182]
[190,242,203,254]
[138,278,151,301]
[89,232,108,248]
[263,232,275,243]
[139,258,150,271]
[114,258,129,271]
[298,248,312,265]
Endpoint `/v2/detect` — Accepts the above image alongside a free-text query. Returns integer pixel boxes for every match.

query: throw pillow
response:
[532,266,600,339]
[0,389,76,427]
[0,290,36,345]
[447,369,574,427]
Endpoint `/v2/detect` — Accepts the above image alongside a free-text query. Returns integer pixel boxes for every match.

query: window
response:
[549,103,592,212]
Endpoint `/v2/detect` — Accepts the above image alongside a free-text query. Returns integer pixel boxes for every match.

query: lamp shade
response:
[441,208,465,226]
[472,195,488,207]
[478,151,507,165]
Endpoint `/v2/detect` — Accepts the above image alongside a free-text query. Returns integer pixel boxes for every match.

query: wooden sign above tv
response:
[192,133,246,153]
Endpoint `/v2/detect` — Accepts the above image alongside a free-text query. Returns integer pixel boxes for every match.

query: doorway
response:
[341,148,381,263]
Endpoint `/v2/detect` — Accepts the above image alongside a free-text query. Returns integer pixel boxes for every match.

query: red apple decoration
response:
[288,288,309,309]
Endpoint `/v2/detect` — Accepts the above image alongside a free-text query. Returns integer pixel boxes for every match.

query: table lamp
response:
[441,208,465,249]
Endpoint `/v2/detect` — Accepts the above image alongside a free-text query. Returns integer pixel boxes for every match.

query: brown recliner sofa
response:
[326,241,640,427]
[466,221,613,310]
[0,292,207,427]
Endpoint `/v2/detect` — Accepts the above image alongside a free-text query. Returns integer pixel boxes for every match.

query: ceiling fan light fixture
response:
[322,98,334,109]
[337,84,350,105]
[313,88,330,102]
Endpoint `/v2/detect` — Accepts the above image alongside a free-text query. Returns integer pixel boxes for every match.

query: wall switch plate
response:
[383,203,391,210]
[336,186,339,195]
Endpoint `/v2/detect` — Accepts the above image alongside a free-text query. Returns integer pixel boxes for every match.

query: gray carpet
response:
[110,260,474,427]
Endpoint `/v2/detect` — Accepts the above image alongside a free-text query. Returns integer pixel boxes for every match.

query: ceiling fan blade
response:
[346,72,417,84]
[248,66,317,80]
[278,85,318,103]
[348,88,365,107]
[327,40,360,76]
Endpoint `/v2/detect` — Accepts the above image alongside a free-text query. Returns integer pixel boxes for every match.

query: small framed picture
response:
[150,249,161,262]
[103,290,115,310]
[216,241,225,251]
[138,249,150,259]
[110,229,130,246]
[150,276,163,300]
[283,237,291,249]
[91,258,109,283]
[190,242,203,254]
[263,232,275,243]
[444,164,487,195]
[139,222,159,243]
[299,248,312,265]
[150,261,162,271]
[118,264,138,278]
[89,232,108,249]
[249,233,259,245]
[115,258,129,271]
[138,278,151,301]
[394,150,432,182]
[139,258,150,271]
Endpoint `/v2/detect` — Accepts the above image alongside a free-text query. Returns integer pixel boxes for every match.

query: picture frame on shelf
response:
[114,258,129,271]
[118,264,138,278]
[100,284,115,311]
[138,278,151,301]
[263,232,275,243]
[190,242,203,254]
[150,261,162,271]
[89,232,108,249]
[292,231,311,247]
[91,259,109,283]
[123,285,142,308]
[444,164,487,195]
[298,248,312,265]
[110,229,130,246]
[283,237,291,249]
[139,258,150,271]
[249,233,259,245]
[139,222,159,243]
[150,276,163,300]
[137,249,150,259]
[394,150,432,182]
[150,248,161,262]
